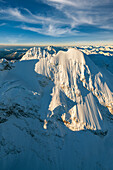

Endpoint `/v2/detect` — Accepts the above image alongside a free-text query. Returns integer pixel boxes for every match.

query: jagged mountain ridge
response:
[20,46,56,61]
[35,48,113,131]
[0,47,113,131]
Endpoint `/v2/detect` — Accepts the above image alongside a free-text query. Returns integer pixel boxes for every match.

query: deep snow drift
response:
[0,47,113,170]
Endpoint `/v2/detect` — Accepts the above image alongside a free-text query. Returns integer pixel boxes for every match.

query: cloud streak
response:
[0,22,6,26]
[19,24,79,36]
[0,7,75,36]
[0,0,5,3]
[45,0,112,8]
[0,0,113,37]
[0,8,64,25]
[45,0,113,28]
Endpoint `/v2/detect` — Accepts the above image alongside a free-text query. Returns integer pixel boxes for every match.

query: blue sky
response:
[0,0,113,44]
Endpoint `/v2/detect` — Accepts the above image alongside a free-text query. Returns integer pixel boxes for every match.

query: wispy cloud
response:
[0,0,113,37]
[44,0,113,33]
[0,0,5,3]
[45,0,111,8]
[45,0,76,7]
[0,8,64,24]
[0,7,74,36]
[0,22,6,26]
[6,35,24,44]
[19,24,79,36]
[45,0,113,22]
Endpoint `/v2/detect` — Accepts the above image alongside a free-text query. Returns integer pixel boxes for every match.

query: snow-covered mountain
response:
[20,46,56,61]
[0,47,113,170]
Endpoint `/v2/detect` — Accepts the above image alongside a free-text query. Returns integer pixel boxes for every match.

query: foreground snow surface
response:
[0,47,113,170]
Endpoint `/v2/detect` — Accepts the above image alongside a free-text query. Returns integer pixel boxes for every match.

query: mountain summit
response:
[35,48,113,131]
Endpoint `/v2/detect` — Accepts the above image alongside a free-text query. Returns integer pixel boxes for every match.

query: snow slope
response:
[0,47,113,170]
[35,48,113,131]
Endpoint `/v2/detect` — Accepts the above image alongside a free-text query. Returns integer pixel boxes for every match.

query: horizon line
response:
[0,41,113,46]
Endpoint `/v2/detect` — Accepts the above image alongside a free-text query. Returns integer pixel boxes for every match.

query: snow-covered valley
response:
[0,46,113,170]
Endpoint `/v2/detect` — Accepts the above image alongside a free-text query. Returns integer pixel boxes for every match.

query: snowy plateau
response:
[0,46,113,170]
